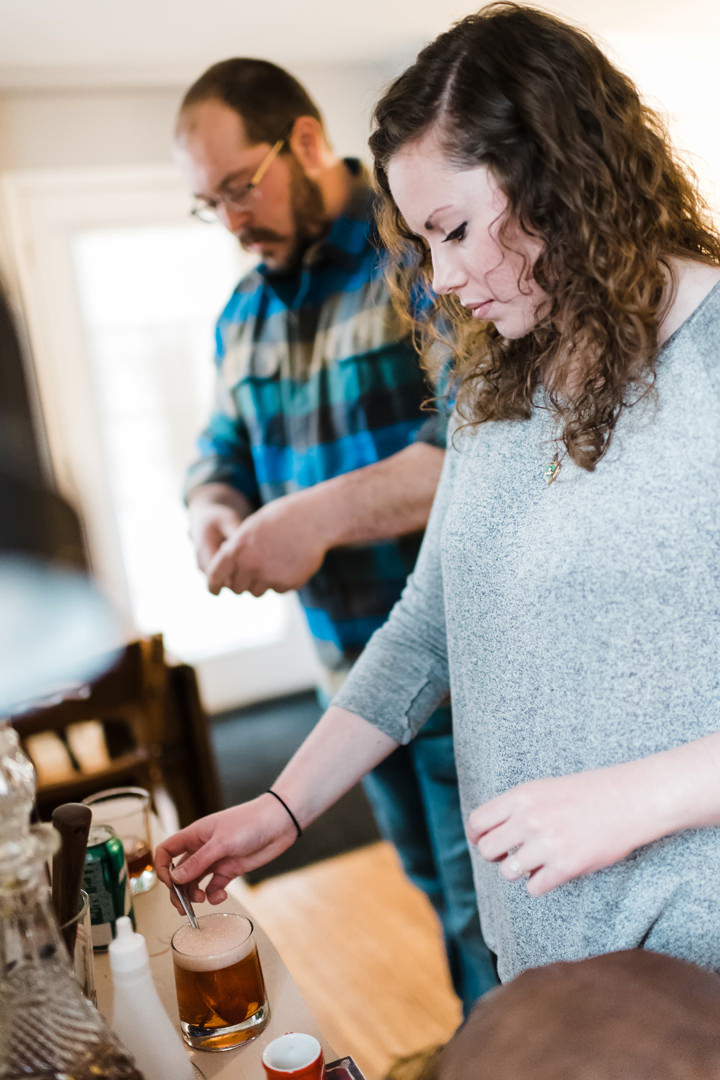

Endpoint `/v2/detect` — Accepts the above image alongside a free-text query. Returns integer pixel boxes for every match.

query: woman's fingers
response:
[467,796,512,845]
[473,817,530,862]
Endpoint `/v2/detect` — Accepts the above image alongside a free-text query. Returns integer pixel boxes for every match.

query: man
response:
[173,58,497,1012]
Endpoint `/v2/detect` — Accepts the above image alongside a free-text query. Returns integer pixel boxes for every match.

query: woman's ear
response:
[287,116,327,178]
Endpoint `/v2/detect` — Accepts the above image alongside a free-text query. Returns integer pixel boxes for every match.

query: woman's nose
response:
[431,252,466,296]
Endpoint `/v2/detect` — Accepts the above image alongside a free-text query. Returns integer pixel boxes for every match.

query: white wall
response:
[0,87,181,171]
[605,31,720,218]
[0,38,716,207]
[0,62,389,174]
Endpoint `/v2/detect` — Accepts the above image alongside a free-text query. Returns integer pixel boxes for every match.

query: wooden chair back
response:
[9,633,222,827]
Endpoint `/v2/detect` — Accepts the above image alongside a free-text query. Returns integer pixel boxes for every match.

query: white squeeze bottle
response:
[109,916,195,1080]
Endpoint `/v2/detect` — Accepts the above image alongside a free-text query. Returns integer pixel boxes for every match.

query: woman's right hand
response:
[156,705,400,915]
[155,794,299,912]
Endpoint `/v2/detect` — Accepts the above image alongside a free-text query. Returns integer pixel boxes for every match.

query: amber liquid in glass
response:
[172,914,269,1049]
[125,841,154,882]
[174,946,265,1029]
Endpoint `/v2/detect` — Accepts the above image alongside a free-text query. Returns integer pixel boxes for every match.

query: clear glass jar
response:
[0,723,145,1080]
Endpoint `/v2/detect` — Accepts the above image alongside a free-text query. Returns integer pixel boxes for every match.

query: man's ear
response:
[288,116,327,177]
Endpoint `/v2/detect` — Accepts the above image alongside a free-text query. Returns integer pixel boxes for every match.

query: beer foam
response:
[173,913,255,972]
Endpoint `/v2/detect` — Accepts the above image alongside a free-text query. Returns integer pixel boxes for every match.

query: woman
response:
[158,4,720,982]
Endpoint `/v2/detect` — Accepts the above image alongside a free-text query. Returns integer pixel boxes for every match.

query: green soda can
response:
[82,823,135,951]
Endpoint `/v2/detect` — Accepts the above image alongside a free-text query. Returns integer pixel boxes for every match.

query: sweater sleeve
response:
[332,434,457,743]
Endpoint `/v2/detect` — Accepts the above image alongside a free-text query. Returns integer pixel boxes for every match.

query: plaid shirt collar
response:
[257,159,377,280]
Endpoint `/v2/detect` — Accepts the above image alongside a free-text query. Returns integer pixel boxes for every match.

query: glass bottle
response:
[0,722,145,1080]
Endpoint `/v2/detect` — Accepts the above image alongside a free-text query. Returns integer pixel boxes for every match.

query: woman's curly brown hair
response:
[370,3,720,470]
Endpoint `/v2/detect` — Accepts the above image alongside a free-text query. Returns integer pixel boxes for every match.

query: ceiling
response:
[1,0,717,89]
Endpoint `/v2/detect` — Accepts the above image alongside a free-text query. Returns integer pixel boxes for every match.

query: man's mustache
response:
[238,228,287,246]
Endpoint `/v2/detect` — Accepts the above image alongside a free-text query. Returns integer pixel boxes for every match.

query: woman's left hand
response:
[467,764,658,896]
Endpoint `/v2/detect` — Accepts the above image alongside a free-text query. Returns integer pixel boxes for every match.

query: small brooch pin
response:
[544,458,561,485]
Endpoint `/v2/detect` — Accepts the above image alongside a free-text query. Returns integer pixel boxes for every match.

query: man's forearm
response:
[189,445,443,595]
[186,481,254,520]
[303,442,444,547]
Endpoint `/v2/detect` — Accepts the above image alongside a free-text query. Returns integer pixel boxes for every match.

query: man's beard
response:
[238,159,328,274]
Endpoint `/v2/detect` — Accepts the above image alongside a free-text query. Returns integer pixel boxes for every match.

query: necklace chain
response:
[544,457,562,485]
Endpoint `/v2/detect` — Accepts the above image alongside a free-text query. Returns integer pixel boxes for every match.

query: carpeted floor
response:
[210,690,380,882]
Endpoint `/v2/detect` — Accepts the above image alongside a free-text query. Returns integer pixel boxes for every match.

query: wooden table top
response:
[94,877,333,1079]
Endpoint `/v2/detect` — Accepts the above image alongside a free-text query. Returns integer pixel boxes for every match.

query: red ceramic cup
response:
[262,1032,326,1080]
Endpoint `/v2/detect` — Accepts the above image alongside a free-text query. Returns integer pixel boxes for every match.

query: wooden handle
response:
[51,802,92,956]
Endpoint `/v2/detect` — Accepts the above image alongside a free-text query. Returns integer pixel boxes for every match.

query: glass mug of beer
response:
[83,786,156,894]
[171,912,270,1051]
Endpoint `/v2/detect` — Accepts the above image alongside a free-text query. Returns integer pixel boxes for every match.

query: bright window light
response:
[71,224,289,662]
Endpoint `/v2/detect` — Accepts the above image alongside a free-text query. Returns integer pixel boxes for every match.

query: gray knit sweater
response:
[334,282,720,982]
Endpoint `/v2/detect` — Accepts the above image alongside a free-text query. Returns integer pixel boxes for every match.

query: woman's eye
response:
[443,223,467,244]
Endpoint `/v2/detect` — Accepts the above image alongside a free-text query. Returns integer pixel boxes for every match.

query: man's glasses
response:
[190,136,286,224]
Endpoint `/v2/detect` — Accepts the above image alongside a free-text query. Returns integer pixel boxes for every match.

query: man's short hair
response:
[179,58,325,146]
[431,950,720,1080]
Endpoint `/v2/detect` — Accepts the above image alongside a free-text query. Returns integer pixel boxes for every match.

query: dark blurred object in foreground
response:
[0,275,120,712]
[430,949,720,1080]
[0,275,44,484]
[2,467,87,571]
[0,277,86,570]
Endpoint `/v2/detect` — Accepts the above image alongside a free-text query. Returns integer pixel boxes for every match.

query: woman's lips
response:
[467,299,494,319]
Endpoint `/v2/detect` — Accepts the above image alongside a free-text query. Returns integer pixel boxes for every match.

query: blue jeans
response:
[361,708,498,1015]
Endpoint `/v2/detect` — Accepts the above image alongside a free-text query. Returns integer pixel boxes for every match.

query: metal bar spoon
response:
[170,863,199,929]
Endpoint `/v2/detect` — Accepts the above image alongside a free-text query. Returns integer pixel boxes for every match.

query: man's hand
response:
[193,444,444,597]
[206,490,330,596]
[155,795,299,911]
[186,483,253,575]
[189,502,244,574]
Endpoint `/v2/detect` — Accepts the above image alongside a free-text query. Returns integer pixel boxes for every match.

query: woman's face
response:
[386,131,548,339]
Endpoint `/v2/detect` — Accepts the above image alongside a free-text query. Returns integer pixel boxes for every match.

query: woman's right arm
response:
[157,433,459,909]
[155,706,399,908]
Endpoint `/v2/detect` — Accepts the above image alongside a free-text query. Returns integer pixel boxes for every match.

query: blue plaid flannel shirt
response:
[186,161,446,668]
